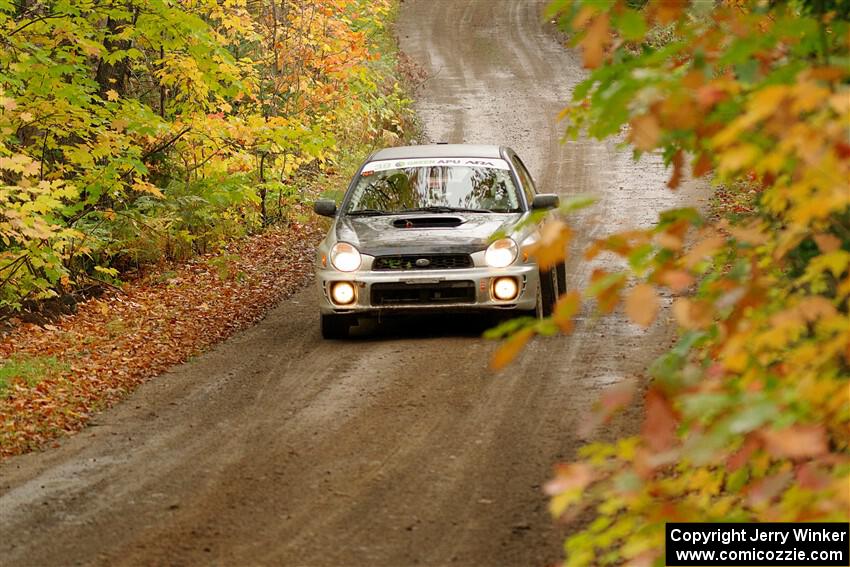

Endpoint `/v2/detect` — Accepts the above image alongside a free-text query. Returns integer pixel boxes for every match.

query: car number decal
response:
[362,158,511,173]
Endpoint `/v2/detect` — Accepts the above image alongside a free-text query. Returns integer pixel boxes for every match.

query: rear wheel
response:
[321,314,351,340]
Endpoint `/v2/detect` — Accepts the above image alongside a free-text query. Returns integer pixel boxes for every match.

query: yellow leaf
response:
[625,284,659,328]
[807,250,850,279]
[132,178,164,198]
[717,144,760,175]
[106,89,119,102]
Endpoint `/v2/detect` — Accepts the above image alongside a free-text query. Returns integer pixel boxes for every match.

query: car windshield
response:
[345,158,522,214]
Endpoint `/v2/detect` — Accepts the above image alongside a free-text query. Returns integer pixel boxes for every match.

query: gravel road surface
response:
[0,1,702,565]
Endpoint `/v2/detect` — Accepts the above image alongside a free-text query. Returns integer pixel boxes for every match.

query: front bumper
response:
[317,264,539,316]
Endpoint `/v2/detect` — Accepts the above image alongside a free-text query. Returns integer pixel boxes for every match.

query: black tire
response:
[321,314,351,340]
[556,261,567,296]
[540,268,558,317]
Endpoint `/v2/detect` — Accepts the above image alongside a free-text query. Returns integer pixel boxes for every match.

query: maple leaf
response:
[105,89,120,102]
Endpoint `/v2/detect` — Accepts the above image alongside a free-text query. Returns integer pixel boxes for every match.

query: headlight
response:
[484,238,518,268]
[330,281,356,305]
[330,242,361,272]
[492,277,519,301]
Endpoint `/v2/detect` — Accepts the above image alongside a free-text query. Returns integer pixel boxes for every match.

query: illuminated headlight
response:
[330,242,361,272]
[492,277,519,301]
[330,281,356,305]
[484,238,518,268]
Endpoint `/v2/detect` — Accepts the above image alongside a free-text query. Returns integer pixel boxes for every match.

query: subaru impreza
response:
[313,144,564,339]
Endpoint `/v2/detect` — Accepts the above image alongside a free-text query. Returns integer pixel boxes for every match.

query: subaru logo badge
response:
[415,258,431,268]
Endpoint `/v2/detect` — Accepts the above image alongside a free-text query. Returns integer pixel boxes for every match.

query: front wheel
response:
[540,268,559,317]
[321,314,351,340]
[556,261,567,296]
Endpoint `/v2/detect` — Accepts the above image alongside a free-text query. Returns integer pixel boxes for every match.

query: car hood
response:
[335,213,523,256]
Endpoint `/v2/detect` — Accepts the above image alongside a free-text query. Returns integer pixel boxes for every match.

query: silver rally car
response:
[312,144,565,339]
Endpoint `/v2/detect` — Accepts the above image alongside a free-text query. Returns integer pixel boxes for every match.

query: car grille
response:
[371,281,476,306]
[372,254,473,271]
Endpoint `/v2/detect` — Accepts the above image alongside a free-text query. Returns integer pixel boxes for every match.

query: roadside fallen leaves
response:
[0,220,322,458]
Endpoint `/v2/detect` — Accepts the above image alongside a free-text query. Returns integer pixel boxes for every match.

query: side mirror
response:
[531,194,559,210]
[313,199,337,217]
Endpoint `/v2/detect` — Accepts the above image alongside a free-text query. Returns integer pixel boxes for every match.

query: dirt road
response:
[0,1,701,565]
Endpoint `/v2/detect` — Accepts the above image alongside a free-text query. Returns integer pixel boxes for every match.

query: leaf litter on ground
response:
[0,220,323,458]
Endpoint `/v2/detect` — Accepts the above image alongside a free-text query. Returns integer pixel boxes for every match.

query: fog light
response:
[330,281,356,305]
[492,277,519,301]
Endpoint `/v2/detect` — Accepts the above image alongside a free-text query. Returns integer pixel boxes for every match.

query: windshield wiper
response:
[346,209,389,216]
[400,206,494,214]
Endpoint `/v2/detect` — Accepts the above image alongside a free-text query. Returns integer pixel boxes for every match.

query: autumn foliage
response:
[0,0,409,309]
[493,0,850,564]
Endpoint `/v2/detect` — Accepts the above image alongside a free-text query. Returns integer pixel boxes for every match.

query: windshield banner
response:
[362,158,511,173]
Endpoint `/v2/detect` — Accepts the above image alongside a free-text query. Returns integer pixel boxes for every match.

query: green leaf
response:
[616,9,646,41]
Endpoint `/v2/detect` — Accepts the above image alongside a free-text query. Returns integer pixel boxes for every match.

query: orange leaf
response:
[654,0,684,24]
[727,222,767,246]
[590,269,626,314]
[728,435,761,471]
[625,284,659,327]
[579,14,610,69]
[544,462,594,496]
[682,234,724,269]
[490,327,534,371]
[814,233,842,253]
[659,269,694,292]
[672,297,714,329]
[526,220,572,270]
[601,378,637,414]
[692,152,712,177]
[641,388,677,452]
[760,425,829,460]
[667,150,684,190]
[747,470,793,507]
[552,290,581,334]
[629,113,661,151]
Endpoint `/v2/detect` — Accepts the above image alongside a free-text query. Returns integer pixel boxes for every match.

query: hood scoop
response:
[392,216,464,229]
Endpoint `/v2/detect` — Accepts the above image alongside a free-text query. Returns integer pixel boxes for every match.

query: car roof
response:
[369,144,505,161]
